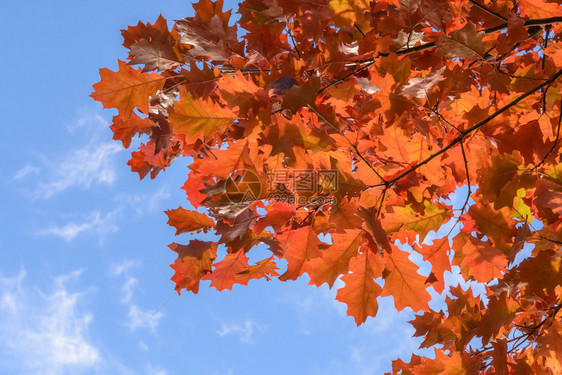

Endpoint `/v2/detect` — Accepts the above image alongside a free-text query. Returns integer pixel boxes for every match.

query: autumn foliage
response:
[92,0,562,372]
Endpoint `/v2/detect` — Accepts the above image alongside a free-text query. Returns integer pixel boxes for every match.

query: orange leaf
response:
[204,249,249,291]
[383,247,430,312]
[414,237,451,294]
[335,251,383,326]
[308,229,363,288]
[518,0,562,19]
[169,87,237,143]
[235,257,280,283]
[278,226,323,281]
[110,113,155,148]
[91,60,165,116]
[169,240,217,294]
[454,232,508,283]
[165,206,215,235]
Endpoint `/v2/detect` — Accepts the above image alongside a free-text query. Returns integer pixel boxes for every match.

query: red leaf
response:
[165,206,215,235]
[169,240,217,294]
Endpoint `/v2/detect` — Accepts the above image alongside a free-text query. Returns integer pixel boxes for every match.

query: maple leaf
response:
[235,256,279,283]
[129,39,182,72]
[122,14,171,48]
[358,207,392,254]
[467,204,518,252]
[382,201,452,243]
[534,179,562,217]
[536,319,562,370]
[193,140,254,179]
[124,15,185,72]
[281,76,321,113]
[91,60,165,116]
[176,0,244,62]
[409,311,456,349]
[329,197,363,233]
[545,42,562,69]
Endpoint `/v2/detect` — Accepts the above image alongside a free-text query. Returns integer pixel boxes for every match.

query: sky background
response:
[0,1,483,374]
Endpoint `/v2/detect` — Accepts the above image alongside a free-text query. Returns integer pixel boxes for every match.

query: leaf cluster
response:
[92,0,562,372]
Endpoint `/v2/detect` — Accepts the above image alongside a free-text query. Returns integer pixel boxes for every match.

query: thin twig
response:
[305,104,388,184]
[286,26,302,59]
[319,17,562,93]
[354,22,366,37]
[541,26,552,114]
[534,97,562,170]
[319,61,375,93]
[364,69,562,190]
[375,187,388,218]
[496,68,548,81]
[433,104,462,132]
[460,142,472,215]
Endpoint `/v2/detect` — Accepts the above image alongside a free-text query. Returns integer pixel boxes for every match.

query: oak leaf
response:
[165,206,215,235]
[437,22,486,60]
[169,87,237,143]
[91,60,165,116]
[335,251,384,326]
[169,240,217,294]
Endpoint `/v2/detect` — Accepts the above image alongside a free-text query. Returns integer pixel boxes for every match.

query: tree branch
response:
[319,17,562,93]
[534,97,562,170]
[366,69,562,190]
[460,141,472,215]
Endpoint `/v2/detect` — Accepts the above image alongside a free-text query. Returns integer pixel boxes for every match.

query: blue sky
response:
[0,1,484,374]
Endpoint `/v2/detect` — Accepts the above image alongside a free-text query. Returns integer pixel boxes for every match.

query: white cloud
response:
[110,260,141,304]
[39,210,119,242]
[12,164,40,181]
[311,298,428,375]
[116,185,172,216]
[28,111,121,199]
[0,268,101,375]
[144,364,168,375]
[109,260,140,277]
[37,142,121,198]
[216,319,265,344]
[121,277,138,304]
[127,305,163,334]
[147,186,171,212]
[277,278,347,335]
[109,261,164,334]
[65,111,108,133]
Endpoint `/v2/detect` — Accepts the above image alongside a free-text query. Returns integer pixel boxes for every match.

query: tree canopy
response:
[92,0,562,372]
